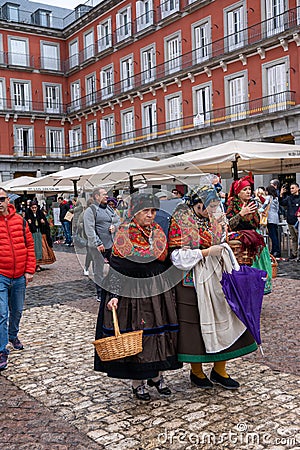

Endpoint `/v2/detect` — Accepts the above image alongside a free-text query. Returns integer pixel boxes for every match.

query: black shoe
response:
[147,375,171,396]
[288,254,297,261]
[132,384,151,401]
[210,368,240,390]
[190,371,213,389]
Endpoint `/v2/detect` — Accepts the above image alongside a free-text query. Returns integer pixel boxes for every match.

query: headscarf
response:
[107,197,117,207]
[229,175,254,198]
[127,192,160,218]
[184,184,220,208]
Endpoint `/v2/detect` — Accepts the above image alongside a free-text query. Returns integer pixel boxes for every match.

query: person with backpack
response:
[0,187,36,371]
[83,187,120,302]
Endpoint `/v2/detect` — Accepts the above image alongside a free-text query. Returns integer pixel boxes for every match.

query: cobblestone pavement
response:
[1,245,299,450]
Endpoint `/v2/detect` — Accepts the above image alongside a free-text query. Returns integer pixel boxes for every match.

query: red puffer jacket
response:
[0,204,36,278]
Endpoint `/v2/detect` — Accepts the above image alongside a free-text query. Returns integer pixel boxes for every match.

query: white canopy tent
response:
[131,140,300,178]
[1,176,37,190]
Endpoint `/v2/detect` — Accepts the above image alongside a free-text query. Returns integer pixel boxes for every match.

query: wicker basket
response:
[228,239,255,266]
[270,254,278,278]
[93,307,143,361]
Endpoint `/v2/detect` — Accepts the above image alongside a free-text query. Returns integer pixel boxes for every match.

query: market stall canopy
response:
[130,140,300,177]
[1,176,37,190]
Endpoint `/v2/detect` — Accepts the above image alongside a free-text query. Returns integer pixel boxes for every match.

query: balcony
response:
[7,52,34,70]
[39,56,62,72]
[134,10,155,35]
[157,0,181,23]
[114,22,133,46]
[0,97,65,115]
[96,34,113,55]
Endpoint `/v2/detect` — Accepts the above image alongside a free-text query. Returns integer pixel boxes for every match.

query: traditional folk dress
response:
[94,218,182,380]
[168,204,257,363]
[226,197,272,294]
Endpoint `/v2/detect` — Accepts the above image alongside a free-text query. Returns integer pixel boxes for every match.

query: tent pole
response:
[129,175,134,194]
[232,156,239,180]
[72,180,78,197]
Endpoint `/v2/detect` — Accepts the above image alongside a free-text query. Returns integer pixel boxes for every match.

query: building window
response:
[31,9,52,27]
[0,79,5,109]
[8,37,29,66]
[12,80,30,111]
[44,84,61,113]
[100,115,114,148]
[86,121,97,150]
[193,19,211,64]
[264,61,288,111]
[121,56,133,92]
[14,126,34,156]
[225,3,246,52]
[70,81,81,111]
[47,128,64,155]
[160,0,180,20]
[265,0,286,37]
[69,40,79,68]
[2,3,19,22]
[226,73,247,121]
[165,34,181,75]
[142,101,157,139]
[165,94,182,133]
[101,65,114,99]
[0,34,3,65]
[121,109,134,144]
[193,83,212,127]
[136,0,154,32]
[141,45,155,83]
[69,127,82,153]
[116,6,132,42]
[41,42,60,71]
[97,18,112,52]
[85,74,96,106]
[84,29,95,60]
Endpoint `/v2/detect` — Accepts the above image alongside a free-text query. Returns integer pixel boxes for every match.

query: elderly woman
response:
[168,184,258,390]
[94,192,182,401]
[226,176,272,294]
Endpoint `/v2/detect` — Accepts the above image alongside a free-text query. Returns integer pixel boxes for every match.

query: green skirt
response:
[32,231,43,261]
[252,244,272,294]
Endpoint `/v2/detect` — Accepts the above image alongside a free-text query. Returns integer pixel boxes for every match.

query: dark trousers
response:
[89,247,111,299]
[267,223,281,256]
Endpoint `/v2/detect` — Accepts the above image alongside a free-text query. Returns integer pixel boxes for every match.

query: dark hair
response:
[266,185,278,198]
[0,187,8,194]
[290,182,299,188]
[58,196,63,201]
[30,200,39,207]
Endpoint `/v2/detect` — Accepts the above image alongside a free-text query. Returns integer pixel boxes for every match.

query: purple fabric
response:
[220,265,267,345]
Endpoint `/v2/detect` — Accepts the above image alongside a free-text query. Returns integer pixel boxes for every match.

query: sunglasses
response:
[0,196,8,202]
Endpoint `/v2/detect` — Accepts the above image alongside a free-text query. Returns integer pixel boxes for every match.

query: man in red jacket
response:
[0,188,36,370]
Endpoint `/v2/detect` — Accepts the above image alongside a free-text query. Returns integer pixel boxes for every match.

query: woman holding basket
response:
[94,192,182,401]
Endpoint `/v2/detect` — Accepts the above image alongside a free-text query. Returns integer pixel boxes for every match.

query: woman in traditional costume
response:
[168,184,258,390]
[94,192,182,401]
[226,176,272,293]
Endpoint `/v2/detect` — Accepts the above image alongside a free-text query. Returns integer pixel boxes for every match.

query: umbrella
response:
[220,265,267,354]
[8,193,20,202]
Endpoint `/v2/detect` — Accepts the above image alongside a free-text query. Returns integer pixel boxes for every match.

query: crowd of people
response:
[1,175,299,397]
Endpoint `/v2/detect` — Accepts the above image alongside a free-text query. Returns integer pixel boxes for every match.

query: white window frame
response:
[116,6,132,42]
[100,115,114,148]
[101,64,114,99]
[69,39,79,68]
[225,71,248,121]
[121,55,133,92]
[165,33,181,75]
[69,126,82,154]
[142,100,157,139]
[14,126,34,156]
[165,93,182,134]
[46,128,64,156]
[193,82,212,127]
[8,36,29,66]
[161,0,180,19]
[97,17,112,52]
[0,78,6,109]
[141,44,156,83]
[70,80,81,112]
[85,73,96,107]
[265,0,286,37]
[121,108,135,144]
[84,29,95,60]
[11,79,31,112]
[0,34,4,65]
[43,83,62,114]
[192,18,211,64]
[224,2,246,52]
[262,57,289,112]
[41,41,60,71]
[86,121,97,150]
[136,0,153,32]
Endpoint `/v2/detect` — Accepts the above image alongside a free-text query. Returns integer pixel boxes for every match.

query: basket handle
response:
[112,306,121,338]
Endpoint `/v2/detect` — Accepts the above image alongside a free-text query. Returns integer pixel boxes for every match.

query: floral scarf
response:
[112,219,167,261]
[226,197,260,230]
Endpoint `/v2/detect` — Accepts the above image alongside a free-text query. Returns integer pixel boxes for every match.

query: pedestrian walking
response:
[279,182,300,260]
[168,183,257,390]
[0,187,36,371]
[58,197,72,246]
[84,188,120,302]
[94,192,182,400]
[259,185,281,257]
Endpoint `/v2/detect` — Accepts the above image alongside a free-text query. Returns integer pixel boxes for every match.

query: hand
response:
[207,245,224,257]
[97,244,105,252]
[107,297,118,310]
[109,225,115,233]
[280,187,287,196]
[239,201,257,217]
[24,273,34,286]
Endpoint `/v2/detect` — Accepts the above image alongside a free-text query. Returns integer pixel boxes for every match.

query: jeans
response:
[62,221,72,244]
[0,275,26,354]
[267,223,281,256]
[89,247,111,299]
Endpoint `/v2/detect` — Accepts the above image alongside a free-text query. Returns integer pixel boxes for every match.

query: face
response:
[134,208,156,227]
[108,201,116,209]
[238,185,252,202]
[31,205,38,213]
[290,184,299,195]
[192,202,206,217]
[0,190,9,216]
[96,189,108,205]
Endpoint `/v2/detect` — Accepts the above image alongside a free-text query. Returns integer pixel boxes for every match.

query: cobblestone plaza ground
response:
[1,245,299,450]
